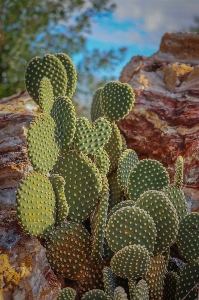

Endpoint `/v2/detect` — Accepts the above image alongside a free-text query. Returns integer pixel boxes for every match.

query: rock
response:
[119,32,199,212]
[0,91,61,299]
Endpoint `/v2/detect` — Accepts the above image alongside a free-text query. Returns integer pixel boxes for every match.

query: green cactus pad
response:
[49,174,69,226]
[121,134,127,152]
[117,149,139,190]
[82,289,111,300]
[38,77,54,114]
[144,254,166,300]
[27,113,59,174]
[91,88,104,122]
[114,286,128,300]
[92,148,110,176]
[53,150,102,222]
[174,155,184,188]
[57,287,76,300]
[108,200,135,221]
[45,222,91,281]
[90,177,109,262]
[108,170,124,211]
[103,267,116,299]
[164,272,179,300]
[135,190,179,254]
[127,159,170,200]
[101,81,135,122]
[25,54,67,103]
[51,96,76,152]
[110,244,150,279]
[133,280,149,300]
[16,172,55,237]
[175,261,199,300]
[177,212,199,262]
[104,123,123,173]
[162,185,188,222]
[50,96,76,149]
[106,206,157,253]
[74,117,112,155]
[128,279,136,300]
[55,53,77,99]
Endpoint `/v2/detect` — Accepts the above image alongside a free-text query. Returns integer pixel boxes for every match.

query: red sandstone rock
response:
[119,32,199,212]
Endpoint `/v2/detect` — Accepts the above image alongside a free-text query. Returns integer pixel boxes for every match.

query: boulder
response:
[118,32,199,212]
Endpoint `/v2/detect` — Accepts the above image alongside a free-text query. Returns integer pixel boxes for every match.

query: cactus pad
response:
[27,113,59,174]
[144,254,166,300]
[25,54,67,103]
[110,244,150,279]
[90,177,109,262]
[49,174,69,225]
[57,287,76,300]
[106,206,157,253]
[117,149,139,190]
[114,286,128,300]
[92,148,110,176]
[46,222,91,281]
[82,289,111,300]
[91,88,104,122]
[174,155,184,188]
[162,185,187,222]
[164,272,179,300]
[101,81,135,121]
[74,117,112,155]
[135,190,179,254]
[108,170,124,211]
[103,267,116,299]
[53,150,102,222]
[133,280,149,300]
[51,96,76,149]
[127,159,170,200]
[104,123,123,173]
[107,200,135,221]
[38,77,54,114]
[55,53,77,99]
[177,212,199,262]
[16,172,55,237]
[175,261,199,300]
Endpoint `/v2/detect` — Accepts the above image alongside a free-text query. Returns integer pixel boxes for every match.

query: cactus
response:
[55,53,77,99]
[38,77,54,114]
[135,190,179,254]
[106,206,157,254]
[74,117,112,155]
[90,87,104,122]
[57,287,76,300]
[103,266,117,299]
[25,54,67,103]
[117,149,139,191]
[15,52,196,299]
[51,96,76,150]
[27,113,59,174]
[16,172,55,237]
[101,81,135,121]
[110,244,150,279]
[127,159,170,200]
[114,286,128,300]
[177,212,199,262]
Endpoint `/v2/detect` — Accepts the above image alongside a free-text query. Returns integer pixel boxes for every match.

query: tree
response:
[0,0,127,102]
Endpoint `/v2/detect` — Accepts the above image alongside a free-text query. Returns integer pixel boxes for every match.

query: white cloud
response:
[90,0,199,49]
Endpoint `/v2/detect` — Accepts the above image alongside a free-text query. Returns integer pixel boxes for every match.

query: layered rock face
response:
[118,32,199,212]
[0,92,61,299]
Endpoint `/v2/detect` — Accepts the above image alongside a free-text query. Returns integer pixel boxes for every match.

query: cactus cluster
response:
[15,52,199,299]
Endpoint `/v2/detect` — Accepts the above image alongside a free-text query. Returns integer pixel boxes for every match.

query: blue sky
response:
[85,0,199,77]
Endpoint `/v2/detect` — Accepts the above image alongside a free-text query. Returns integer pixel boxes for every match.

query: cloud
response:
[90,0,199,50]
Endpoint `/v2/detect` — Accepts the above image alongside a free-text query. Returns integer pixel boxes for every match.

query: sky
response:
[86,0,199,77]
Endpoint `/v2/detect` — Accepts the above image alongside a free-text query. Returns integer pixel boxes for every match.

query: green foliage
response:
[57,287,76,300]
[15,52,198,300]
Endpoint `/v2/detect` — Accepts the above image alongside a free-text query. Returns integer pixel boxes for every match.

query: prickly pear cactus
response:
[57,287,76,300]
